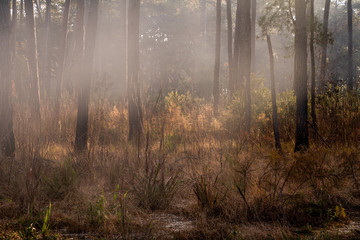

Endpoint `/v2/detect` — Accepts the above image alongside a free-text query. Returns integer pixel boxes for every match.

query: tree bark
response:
[73,0,84,87]
[251,0,256,72]
[213,0,221,116]
[238,0,252,133]
[127,0,143,143]
[0,0,15,157]
[319,0,330,91]
[294,0,309,152]
[230,0,241,94]
[20,0,24,23]
[266,34,281,150]
[25,0,41,121]
[347,0,353,91]
[120,0,127,89]
[310,0,317,130]
[43,0,52,98]
[226,0,233,93]
[54,0,71,120]
[74,0,98,152]
[11,0,17,67]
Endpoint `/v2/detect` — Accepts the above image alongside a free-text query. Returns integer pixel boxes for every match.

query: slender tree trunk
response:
[251,0,256,72]
[213,0,221,116]
[120,0,127,89]
[34,0,42,20]
[0,0,15,157]
[319,0,330,91]
[347,0,353,91]
[310,0,317,129]
[75,0,98,152]
[226,0,233,92]
[25,0,41,121]
[20,0,24,23]
[266,34,281,150]
[73,0,84,92]
[294,0,309,152]
[11,0,17,64]
[238,0,252,133]
[230,0,241,94]
[127,0,143,143]
[43,0,51,98]
[54,0,71,120]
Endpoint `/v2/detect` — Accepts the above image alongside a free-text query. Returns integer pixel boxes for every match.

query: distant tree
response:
[238,0,252,133]
[0,0,15,157]
[294,0,309,152]
[347,0,353,90]
[20,0,24,23]
[226,0,233,91]
[251,0,256,72]
[128,0,143,143]
[265,33,281,150]
[54,0,71,119]
[25,0,41,120]
[11,0,17,62]
[213,0,221,116]
[75,0,98,151]
[42,0,52,98]
[120,0,126,87]
[230,0,241,94]
[309,0,317,129]
[319,0,330,91]
[259,0,293,150]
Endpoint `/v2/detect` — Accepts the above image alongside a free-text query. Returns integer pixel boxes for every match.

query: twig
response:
[307,120,331,148]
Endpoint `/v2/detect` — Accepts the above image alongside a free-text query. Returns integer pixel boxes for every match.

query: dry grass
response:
[1,90,360,239]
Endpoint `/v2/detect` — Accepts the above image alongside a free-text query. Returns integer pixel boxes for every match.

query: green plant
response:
[133,164,178,210]
[17,203,53,240]
[111,185,128,232]
[41,202,52,239]
[88,192,105,227]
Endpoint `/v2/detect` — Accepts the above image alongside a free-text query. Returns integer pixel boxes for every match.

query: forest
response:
[0,0,360,239]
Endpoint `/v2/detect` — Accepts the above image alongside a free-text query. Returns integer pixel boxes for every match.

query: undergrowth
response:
[1,84,360,239]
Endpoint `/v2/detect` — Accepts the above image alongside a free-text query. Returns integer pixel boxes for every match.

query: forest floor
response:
[2,94,360,239]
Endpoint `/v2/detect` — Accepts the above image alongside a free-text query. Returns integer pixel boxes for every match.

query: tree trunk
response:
[34,0,42,21]
[230,0,241,94]
[0,0,15,157]
[43,0,52,98]
[11,0,17,60]
[73,0,84,88]
[238,0,252,133]
[213,0,221,116]
[54,0,71,120]
[25,0,41,121]
[120,0,127,89]
[347,0,353,91]
[294,0,309,152]
[319,0,330,91]
[20,0,24,23]
[251,0,256,72]
[74,0,98,152]
[266,34,281,150]
[127,0,143,143]
[11,0,17,70]
[226,0,232,93]
[310,0,317,130]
